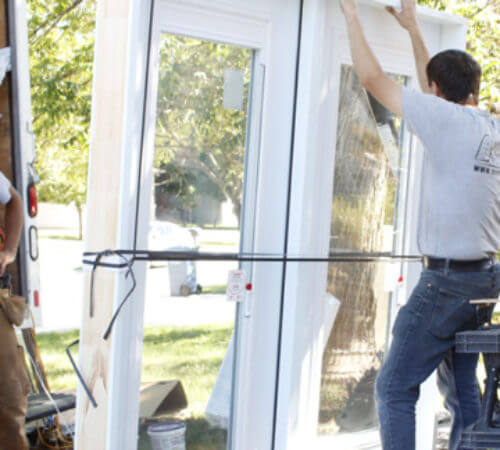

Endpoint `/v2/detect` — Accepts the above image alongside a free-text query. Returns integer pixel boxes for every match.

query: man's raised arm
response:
[386,0,432,93]
[340,0,403,116]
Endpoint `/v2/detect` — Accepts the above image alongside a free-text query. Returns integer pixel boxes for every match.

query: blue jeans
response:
[375,264,500,450]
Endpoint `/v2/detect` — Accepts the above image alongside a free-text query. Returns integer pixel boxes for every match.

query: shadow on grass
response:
[143,356,224,379]
[143,326,230,345]
[42,366,76,378]
[37,329,80,349]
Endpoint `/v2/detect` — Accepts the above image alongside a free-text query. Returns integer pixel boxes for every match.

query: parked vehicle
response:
[4,0,41,327]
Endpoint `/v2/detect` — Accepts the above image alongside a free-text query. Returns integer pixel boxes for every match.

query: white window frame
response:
[275,1,467,449]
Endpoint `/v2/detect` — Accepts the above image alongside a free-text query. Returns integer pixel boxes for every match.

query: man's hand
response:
[340,0,358,19]
[387,0,432,93]
[339,0,403,116]
[386,0,418,32]
[0,249,16,276]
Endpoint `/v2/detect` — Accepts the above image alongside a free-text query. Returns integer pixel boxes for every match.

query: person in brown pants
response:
[0,289,30,450]
[0,170,28,450]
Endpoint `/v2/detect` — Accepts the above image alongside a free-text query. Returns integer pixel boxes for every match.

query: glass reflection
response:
[319,66,409,438]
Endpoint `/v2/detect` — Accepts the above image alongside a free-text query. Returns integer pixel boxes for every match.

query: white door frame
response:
[104,1,303,449]
[275,1,467,449]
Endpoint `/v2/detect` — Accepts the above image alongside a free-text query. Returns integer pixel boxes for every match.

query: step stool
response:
[456,323,500,449]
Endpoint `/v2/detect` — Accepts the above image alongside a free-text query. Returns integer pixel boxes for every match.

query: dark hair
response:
[426,50,481,104]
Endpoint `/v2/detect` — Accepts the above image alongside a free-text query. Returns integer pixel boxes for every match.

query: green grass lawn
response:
[37,324,233,449]
[141,324,232,414]
[38,324,233,404]
[37,329,80,391]
[201,284,227,295]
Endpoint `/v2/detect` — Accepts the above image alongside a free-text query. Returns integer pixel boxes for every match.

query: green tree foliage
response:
[153,35,252,222]
[27,0,498,235]
[417,0,499,110]
[27,0,96,238]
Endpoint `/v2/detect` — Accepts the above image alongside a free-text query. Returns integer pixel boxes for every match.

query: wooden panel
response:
[75,0,134,448]
[0,0,11,184]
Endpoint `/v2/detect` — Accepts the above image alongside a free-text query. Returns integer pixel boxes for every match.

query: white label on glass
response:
[223,69,244,111]
[226,269,247,302]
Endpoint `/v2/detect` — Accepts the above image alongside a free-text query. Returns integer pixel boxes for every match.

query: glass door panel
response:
[318,65,409,442]
[138,33,253,450]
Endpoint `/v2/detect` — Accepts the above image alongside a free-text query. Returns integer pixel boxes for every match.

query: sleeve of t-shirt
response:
[401,87,458,146]
[0,171,12,204]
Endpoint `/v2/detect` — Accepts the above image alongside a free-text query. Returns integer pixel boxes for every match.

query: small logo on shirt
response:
[474,135,498,174]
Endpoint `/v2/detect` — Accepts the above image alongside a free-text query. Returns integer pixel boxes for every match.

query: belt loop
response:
[444,259,450,276]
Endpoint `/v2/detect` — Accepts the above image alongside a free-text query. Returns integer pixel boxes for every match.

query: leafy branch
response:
[29,0,84,47]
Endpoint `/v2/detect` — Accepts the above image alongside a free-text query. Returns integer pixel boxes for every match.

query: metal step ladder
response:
[456,324,500,449]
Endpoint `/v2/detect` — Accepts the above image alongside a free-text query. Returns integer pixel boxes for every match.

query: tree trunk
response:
[76,204,83,240]
[319,67,394,430]
[232,199,241,227]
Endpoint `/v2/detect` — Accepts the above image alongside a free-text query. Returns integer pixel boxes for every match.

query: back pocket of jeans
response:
[429,288,475,340]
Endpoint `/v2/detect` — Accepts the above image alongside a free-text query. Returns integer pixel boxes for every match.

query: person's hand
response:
[386,0,419,32]
[340,0,359,19]
[0,249,15,275]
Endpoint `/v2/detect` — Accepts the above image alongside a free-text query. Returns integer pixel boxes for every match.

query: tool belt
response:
[423,256,494,272]
[0,288,29,450]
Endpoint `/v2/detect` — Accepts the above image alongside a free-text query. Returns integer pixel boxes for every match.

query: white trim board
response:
[155,0,271,52]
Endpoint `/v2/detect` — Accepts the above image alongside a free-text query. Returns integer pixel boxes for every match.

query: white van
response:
[5,0,41,327]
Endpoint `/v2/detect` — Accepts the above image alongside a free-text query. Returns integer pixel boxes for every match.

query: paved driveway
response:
[37,237,236,333]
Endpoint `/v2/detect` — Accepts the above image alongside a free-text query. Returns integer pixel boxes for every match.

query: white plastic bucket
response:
[167,261,189,296]
[147,422,186,450]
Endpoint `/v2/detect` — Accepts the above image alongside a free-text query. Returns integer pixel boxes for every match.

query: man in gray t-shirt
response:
[340,0,499,448]
[402,88,499,260]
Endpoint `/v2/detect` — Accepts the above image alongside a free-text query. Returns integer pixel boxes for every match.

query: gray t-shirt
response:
[0,171,11,204]
[402,87,499,260]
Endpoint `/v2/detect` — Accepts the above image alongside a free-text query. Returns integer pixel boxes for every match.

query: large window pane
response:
[318,66,409,441]
[138,34,253,450]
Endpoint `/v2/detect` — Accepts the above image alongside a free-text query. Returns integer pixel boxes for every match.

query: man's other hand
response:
[0,249,15,276]
[386,0,418,32]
